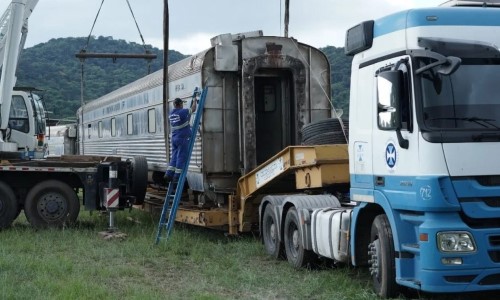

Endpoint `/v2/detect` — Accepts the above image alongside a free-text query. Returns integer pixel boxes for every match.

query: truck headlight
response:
[437,232,476,253]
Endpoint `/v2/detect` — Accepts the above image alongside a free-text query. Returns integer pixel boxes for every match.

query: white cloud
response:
[169,33,213,55]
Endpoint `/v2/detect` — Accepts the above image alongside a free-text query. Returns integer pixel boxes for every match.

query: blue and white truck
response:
[251,0,500,297]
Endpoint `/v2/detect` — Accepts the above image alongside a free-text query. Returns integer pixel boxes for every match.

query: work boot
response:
[163,174,173,185]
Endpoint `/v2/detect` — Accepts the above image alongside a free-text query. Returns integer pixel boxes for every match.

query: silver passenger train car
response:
[76,31,332,205]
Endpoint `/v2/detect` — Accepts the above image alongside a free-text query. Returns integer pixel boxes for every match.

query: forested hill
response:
[16,36,186,120]
[16,36,351,120]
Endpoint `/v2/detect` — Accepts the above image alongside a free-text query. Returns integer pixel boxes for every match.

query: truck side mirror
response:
[377,70,403,130]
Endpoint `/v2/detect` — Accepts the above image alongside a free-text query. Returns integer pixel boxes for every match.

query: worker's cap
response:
[174,98,183,105]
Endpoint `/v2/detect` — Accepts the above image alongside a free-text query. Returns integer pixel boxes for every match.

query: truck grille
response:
[479,274,500,285]
[476,175,500,187]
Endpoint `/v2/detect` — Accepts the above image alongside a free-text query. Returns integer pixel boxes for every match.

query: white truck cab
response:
[345,1,500,296]
[9,88,46,151]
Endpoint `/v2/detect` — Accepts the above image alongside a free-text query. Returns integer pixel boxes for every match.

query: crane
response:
[0,0,39,151]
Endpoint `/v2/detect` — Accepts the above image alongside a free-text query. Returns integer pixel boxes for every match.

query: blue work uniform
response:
[165,107,193,180]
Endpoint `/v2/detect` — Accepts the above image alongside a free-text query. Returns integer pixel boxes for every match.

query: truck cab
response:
[346,3,500,296]
[9,88,46,152]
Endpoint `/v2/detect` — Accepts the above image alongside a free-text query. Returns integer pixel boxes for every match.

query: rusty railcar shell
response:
[76,32,332,204]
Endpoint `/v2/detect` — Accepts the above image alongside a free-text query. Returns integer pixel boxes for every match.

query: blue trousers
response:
[166,135,189,179]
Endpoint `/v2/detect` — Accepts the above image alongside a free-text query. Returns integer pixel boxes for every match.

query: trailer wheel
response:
[262,205,284,259]
[369,214,399,298]
[24,180,80,228]
[0,182,17,229]
[131,156,148,205]
[284,207,314,268]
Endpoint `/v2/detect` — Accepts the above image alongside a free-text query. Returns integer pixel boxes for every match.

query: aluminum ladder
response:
[155,86,207,244]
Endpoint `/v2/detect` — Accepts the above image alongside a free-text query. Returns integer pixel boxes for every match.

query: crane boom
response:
[0,0,38,142]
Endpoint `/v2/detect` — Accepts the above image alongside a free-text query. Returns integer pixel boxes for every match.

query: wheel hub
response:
[270,223,276,241]
[292,229,299,250]
[37,192,66,220]
[368,239,381,278]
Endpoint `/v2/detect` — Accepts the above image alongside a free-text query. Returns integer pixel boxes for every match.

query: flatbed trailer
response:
[142,144,350,234]
[0,154,147,228]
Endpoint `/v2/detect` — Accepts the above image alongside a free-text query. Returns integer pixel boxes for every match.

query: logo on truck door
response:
[385,142,397,169]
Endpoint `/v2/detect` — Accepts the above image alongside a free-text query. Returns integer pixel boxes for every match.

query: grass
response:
[0,207,498,300]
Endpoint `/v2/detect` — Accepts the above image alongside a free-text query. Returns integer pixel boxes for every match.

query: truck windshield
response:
[419,58,500,130]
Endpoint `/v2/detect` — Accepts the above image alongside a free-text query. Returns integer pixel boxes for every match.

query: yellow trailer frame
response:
[228,144,349,234]
[142,144,349,234]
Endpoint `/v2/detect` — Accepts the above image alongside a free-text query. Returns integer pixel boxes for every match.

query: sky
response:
[2,0,446,55]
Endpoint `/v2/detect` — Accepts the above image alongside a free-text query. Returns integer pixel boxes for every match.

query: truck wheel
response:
[0,182,17,229]
[262,205,284,259]
[369,214,399,298]
[283,207,314,268]
[24,180,80,228]
[131,156,148,205]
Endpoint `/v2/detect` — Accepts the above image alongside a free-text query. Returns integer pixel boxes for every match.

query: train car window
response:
[148,108,156,133]
[111,118,116,137]
[127,114,133,135]
[98,121,103,138]
[263,85,276,112]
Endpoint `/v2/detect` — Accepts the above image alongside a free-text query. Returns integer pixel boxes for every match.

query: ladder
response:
[155,86,207,244]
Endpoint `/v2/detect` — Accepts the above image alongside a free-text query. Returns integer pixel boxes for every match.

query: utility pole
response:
[284,0,289,37]
[163,0,169,154]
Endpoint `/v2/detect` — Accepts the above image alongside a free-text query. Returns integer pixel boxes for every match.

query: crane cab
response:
[8,88,46,153]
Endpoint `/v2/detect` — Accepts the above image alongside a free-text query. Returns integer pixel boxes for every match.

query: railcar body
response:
[76,31,332,204]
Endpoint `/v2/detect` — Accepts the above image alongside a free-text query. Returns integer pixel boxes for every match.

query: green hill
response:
[16,36,186,120]
[16,37,351,120]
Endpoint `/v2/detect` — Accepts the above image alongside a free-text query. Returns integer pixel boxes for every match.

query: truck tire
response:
[262,204,284,259]
[301,131,347,145]
[283,207,315,268]
[369,214,399,298]
[301,118,349,144]
[24,180,80,228]
[0,181,17,229]
[131,156,148,205]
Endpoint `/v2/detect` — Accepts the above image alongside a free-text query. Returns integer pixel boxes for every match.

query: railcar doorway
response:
[254,71,295,164]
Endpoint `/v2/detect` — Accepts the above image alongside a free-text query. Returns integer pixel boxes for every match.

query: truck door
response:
[254,72,294,164]
[373,56,419,189]
[8,93,33,149]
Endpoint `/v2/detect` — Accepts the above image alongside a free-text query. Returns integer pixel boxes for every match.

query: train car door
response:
[254,71,294,164]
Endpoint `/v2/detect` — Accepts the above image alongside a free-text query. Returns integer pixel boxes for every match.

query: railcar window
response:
[98,121,103,138]
[111,118,116,137]
[127,114,133,135]
[148,108,156,133]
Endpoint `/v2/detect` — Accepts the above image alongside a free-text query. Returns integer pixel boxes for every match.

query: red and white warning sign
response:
[104,188,119,208]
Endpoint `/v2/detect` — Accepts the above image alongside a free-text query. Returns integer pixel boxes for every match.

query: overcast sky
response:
[3,0,445,55]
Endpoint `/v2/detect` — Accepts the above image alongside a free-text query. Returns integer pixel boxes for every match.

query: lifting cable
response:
[77,0,157,66]
[77,0,157,154]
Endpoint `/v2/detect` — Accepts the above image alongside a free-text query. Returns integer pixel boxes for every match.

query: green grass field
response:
[0,208,498,299]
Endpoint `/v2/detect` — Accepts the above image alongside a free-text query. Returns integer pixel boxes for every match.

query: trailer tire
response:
[131,156,148,205]
[24,180,80,228]
[369,214,399,298]
[0,182,17,229]
[262,205,284,259]
[284,207,315,268]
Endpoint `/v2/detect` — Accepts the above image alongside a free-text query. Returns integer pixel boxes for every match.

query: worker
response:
[164,97,197,183]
